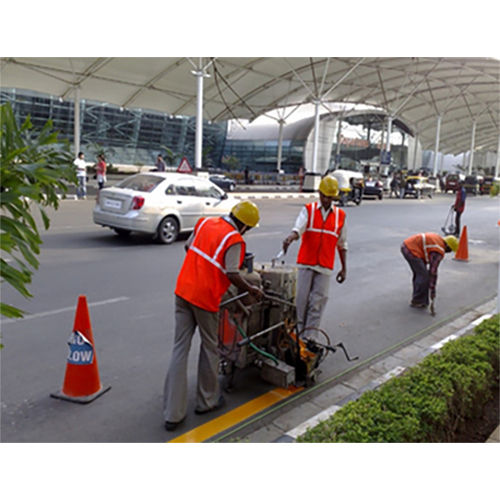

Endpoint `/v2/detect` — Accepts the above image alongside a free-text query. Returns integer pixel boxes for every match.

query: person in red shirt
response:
[453,180,466,237]
[163,201,263,431]
[95,154,107,190]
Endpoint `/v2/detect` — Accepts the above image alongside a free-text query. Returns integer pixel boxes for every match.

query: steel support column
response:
[468,121,476,174]
[73,86,80,155]
[495,134,500,178]
[334,118,342,169]
[412,133,419,171]
[433,115,442,177]
[276,119,285,173]
[386,116,393,153]
[194,70,205,170]
[311,100,321,174]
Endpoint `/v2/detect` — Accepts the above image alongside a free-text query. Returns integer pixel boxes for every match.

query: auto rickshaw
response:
[403,175,436,199]
[329,169,364,206]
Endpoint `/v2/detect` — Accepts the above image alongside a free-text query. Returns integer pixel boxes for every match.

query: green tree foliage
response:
[0,102,76,321]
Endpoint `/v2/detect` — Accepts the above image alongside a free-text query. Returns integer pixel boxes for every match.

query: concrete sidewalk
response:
[213,297,498,443]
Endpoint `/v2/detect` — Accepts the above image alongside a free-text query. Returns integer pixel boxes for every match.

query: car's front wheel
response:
[156,216,179,244]
[229,183,235,192]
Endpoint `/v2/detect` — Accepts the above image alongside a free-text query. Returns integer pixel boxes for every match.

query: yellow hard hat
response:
[231,200,260,228]
[319,176,339,197]
[443,235,458,252]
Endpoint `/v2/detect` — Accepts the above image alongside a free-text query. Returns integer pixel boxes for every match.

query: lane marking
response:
[167,386,303,443]
[2,296,130,324]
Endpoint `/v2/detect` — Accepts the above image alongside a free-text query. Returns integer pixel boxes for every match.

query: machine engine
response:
[218,257,326,389]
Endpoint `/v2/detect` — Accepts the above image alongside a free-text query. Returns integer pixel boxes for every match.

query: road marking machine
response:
[218,253,358,391]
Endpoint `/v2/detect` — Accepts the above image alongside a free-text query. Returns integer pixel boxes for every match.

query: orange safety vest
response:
[296,202,346,270]
[175,217,245,312]
[403,233,446,264]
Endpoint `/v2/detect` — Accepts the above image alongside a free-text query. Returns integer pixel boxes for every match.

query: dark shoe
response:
[410,301,428,309]
[194,395,225,415]
[164,417,185,431]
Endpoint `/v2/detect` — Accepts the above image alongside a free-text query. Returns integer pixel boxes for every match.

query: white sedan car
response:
[93,172,238,243]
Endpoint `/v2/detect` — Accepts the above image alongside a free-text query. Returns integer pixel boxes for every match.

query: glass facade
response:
[0,89,228,168]
[223,138,305,173]
[1,89,409,174]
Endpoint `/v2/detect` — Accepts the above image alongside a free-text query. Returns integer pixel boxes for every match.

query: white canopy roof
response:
[1,57,499,155]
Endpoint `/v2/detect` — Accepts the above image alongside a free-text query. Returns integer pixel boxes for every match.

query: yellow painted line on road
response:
[167,386,303,443]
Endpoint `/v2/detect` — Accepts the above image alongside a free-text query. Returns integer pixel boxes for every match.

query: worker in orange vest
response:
[163,201,264,431]
[282,176,347,341]
[401,232,458,309]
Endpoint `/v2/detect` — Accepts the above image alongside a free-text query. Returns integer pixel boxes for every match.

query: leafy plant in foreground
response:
[0,102,75,321]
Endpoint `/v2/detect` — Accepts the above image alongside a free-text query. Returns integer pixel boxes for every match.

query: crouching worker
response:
[163,201,264,431]
[401,232,458,309]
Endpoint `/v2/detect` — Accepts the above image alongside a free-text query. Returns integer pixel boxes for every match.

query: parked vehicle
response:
[209,174,236,192]
[403,176,436,199]
[463,175,483,195]
[444,173,464,193]
[363,178,384,200]
[479,176,499,195]
[329,169,364,206]
[93,173,237,244]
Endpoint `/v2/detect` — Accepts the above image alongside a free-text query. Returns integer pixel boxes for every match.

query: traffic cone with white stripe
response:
[454,225,469,262]
[51,295,111,404]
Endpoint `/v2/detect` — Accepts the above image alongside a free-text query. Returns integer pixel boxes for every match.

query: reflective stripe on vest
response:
[296,202,345,270]
[188,217,240,275]
[404,233,445,264]
[421,233,445,264]
[175,217,245,312]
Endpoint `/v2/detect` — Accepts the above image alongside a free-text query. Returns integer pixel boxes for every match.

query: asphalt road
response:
[1,192,498,442]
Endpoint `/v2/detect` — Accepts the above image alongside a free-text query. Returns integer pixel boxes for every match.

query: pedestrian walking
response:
[96,154,107,190]
[401,232,458,310]
[282,175,347,341]
[390,174,400,198]
[155,154,166,172]
[453,180,466,237]
[73,152,87,199]
[163,201,264,431]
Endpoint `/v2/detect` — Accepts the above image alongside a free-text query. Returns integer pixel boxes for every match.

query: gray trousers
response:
[295,268,331,341]
[401,245,429,306]
[163,295,220,423]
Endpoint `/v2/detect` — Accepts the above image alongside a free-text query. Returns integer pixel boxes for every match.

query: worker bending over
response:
[163,201,264,431]
[401,232,458,309]
[282,176,347,341]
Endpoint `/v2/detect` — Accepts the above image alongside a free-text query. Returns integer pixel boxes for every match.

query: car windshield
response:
[116,175,164,192]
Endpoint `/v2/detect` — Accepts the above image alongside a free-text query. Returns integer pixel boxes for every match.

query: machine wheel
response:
[113,228,131,237]
[156,216,179,244]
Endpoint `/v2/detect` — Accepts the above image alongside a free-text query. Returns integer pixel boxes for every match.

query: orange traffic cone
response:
[51,295,111,404]
[454,225,469,262]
